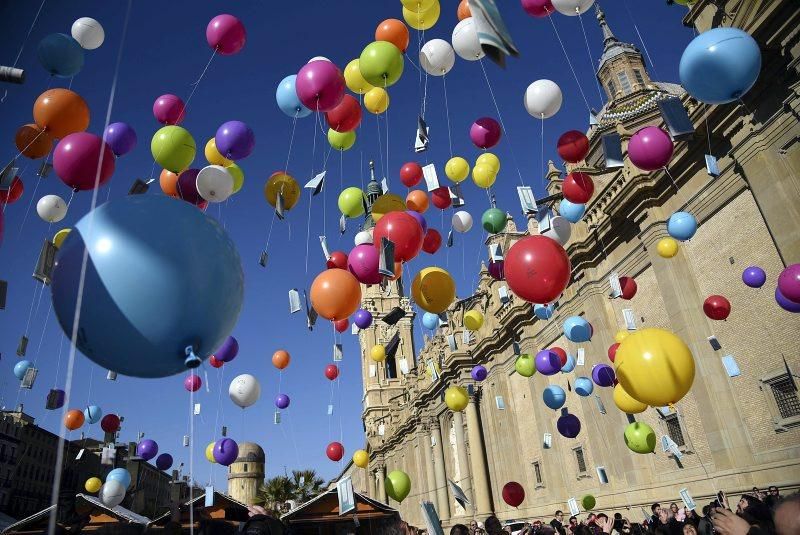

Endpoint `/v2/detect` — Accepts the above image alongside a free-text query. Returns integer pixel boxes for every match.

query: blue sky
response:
[0,1,694,488]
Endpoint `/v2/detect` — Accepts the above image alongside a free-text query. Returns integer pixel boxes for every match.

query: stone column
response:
[419,426,437,506]
[465,394,492,515]
[376,464,388,504]
[430,418,451,520]
[452,411,473,506]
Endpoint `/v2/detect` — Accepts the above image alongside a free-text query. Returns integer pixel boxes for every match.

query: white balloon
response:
[355,229,373,246]
[524,79,563,119]
[452,18,484,61]
[196,165,234,203]
[308,56,331,63]
[541,215,572,245]
[71,17,105,50]
[229,374,261,408]
[452,211,473,233]
[420,39,455,76]
[98,480,126,507]
[551,0,594,16]
[36,195,67,223]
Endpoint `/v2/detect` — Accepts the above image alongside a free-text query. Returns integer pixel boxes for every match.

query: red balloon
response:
[502,481,525,507]
[562,172,594,204]
[505,236,571,304]
[53,132,115,191]
[100,414,120,433]
[327,250,348,270]
[0,177,24,204]
[400,162,423,188]
[607,343,619,363]
[325,364,339,381]
[325,95,362,133]
[619,276,637,300]
[209,355,224,368]
[430,186,452,210]
[550,347,568,367]
[422,228,442,254]
[557,130,590,163]
[373,211,424,262]
[326,441,344,462]
[334,318,349,333]
[703,295,731,320]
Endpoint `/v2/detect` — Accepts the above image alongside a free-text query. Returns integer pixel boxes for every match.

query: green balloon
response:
[581,494,596,510]
[328,128,356,151]
[359,41,404,88]
[385,470,411,503]
[227,163,244,193]
[151,126,196,173]
[623,421,656,454]
[482,208,507,234]
[515,354,536,378]
[338,187,366,218]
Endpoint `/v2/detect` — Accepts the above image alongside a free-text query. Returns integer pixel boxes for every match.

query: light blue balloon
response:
[543,385,566,410]
[679,27,761,105]
[667,211,697,241]
[533,303,555,320]
[276,75,312,118]
[37,33,84,78]
[84,405,103,424]
[574,376,594,397]
[561,353,576,373]
[559,199,585,224]
[563,316,592,343]
[106,468,132,489]
[422,312,440,330]
[51,195,244,378]
[13,360,32,380]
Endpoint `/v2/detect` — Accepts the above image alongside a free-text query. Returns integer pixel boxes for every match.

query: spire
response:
[366,160,381,204]
[595,3,619,51]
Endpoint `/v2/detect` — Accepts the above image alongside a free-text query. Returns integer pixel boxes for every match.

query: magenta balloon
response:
[295,60,345,112]
[777,264,800,304]
[347,244,382,285]
[628,126,674,172]
[521,0,554,17]
[53,133,116,191]
[176,168,204,205]
[206,14,246,55]
[470,117,502,149]
[152,94,185,125]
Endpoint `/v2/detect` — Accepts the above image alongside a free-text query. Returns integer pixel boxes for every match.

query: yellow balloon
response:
[476,152,500,173]
[53,228,71,248]
[657,237,679,258]
[472,163,497,189]
[205,138,232,166]
[615,328,695,406]
[401,0,436,10]
[412,267,456,314]
[371,193,405,222]
[344,59,374,95]
[445,157,470,183]
[353,449,369,469]
[264,171,300,210]
[615,330,629,343]
[226,163,244,193]
[206,442,216,463]
[612,384,648,414]
[364,87,390,114]
[445,386,469,412]
[85,477,102,493]
[403,1,441,30]
[463,310,484,331]
[371,344,386,362]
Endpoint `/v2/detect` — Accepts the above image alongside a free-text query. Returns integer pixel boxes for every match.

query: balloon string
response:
[620,0,661,81]
[442,73,453,158]
[541,115,545,192]
[85,363,94,405]
[11,0,47,67]
[375,111,385,184]
[52,332,65,388]
[285,408,302,470]
[305,190,312,275]
[305,105,320,275]
[29,303,52,378]
[263,211,276,251]
[546,10,592,112]
[22,280,41,336]
[576,11,605,109]
[178,48,218,123]
[384,77,390,184]
[6,128,47,166]
[190,386,195,535]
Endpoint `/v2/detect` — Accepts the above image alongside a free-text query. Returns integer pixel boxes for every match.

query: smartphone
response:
[717,490,728,509]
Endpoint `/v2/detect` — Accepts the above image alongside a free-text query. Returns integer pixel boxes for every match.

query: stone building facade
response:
[227,442,265,506]
[338,0,800,528]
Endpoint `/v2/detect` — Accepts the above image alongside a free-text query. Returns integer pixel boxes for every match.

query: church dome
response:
[234,442,265,463]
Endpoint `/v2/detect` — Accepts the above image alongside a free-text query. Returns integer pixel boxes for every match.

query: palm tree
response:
[257,476,294,515]
[290,469,325,504]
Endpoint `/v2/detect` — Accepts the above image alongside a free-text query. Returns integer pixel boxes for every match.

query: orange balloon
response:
[375,19,410,53]
[310,268,362,321]
[15,124,53,159]
[457,0,471,20]
[33,89,90,140]
[406,190,429,213]
[390,261,403,281]
[64,409,85,431]
[159,169,180,198]
[272,350,291,370]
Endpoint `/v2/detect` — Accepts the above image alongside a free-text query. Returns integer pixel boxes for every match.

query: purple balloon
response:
[137,439,158,461]
[535,349,562,376]
[557,412,581,438]
[776,287,800,313]
[104,122,137,156]
[470,117,502,149]
[471,365,488,382]
[213,438,238,466]
[777,264,800,304]
[152,94,185,125]
[275,393,290,409]
[47,388,65,410]
[176,168,204,205]
[347,244,381,285]
[155,453,173,471]
[488,260,504,281]
[295,60,345,112]
[215,121,254,160]
[353,309,373,329]
[742,266,767,288]
[405,210,427,233]
[628,126,674,172]
[591,364,616,387]
[215,336,239,363]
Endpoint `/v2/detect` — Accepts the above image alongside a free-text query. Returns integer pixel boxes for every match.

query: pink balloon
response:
[206,14,246,55]
[53,133,115,191]
[152,94,185,125]
[521,0,554,17]
[470,117,502,149]
[347,244,381,285]
[295,61,345,112]
[628,126,674,172]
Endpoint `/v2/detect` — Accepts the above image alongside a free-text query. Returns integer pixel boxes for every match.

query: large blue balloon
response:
[574,376,594,397]
[559,199,585,224]
[422,312,440,330]
[543,385,566,410]
[14,360,32,380]
[679,28,761,105]
[84,405,103,424]
[106,468,132,489]
[37,33,85,78]
[667,211,697,241]
[51,195,244,378]
[563,315,591,343]
[276,75,312,118]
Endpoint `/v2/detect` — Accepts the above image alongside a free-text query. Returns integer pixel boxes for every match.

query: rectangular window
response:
[574,447,587,473]
[769,375,800,419]
[618,72,632,94]
[607,80,616,97]
[533,461,543,485]
[385,355,397,380]
[633,69,645,85]
[665,413,686,447]
[243,464,248,473]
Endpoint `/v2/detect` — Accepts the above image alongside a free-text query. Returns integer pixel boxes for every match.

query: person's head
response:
[614,513,622,520]
[738,493,759,514]
[587,513,596,524]
[469,520,478,532]
[702,504,712,517]
[658,510,668,523]
[485,515,503,534]
[596,514,608,527]
[651,503,661,515]
[682,525,697,535]
[451,525,470,535]
[774,494,800,535]
[568,516,577,526]
[554,510,564,521]
[669,503,679,513]
[769,486,780,497]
